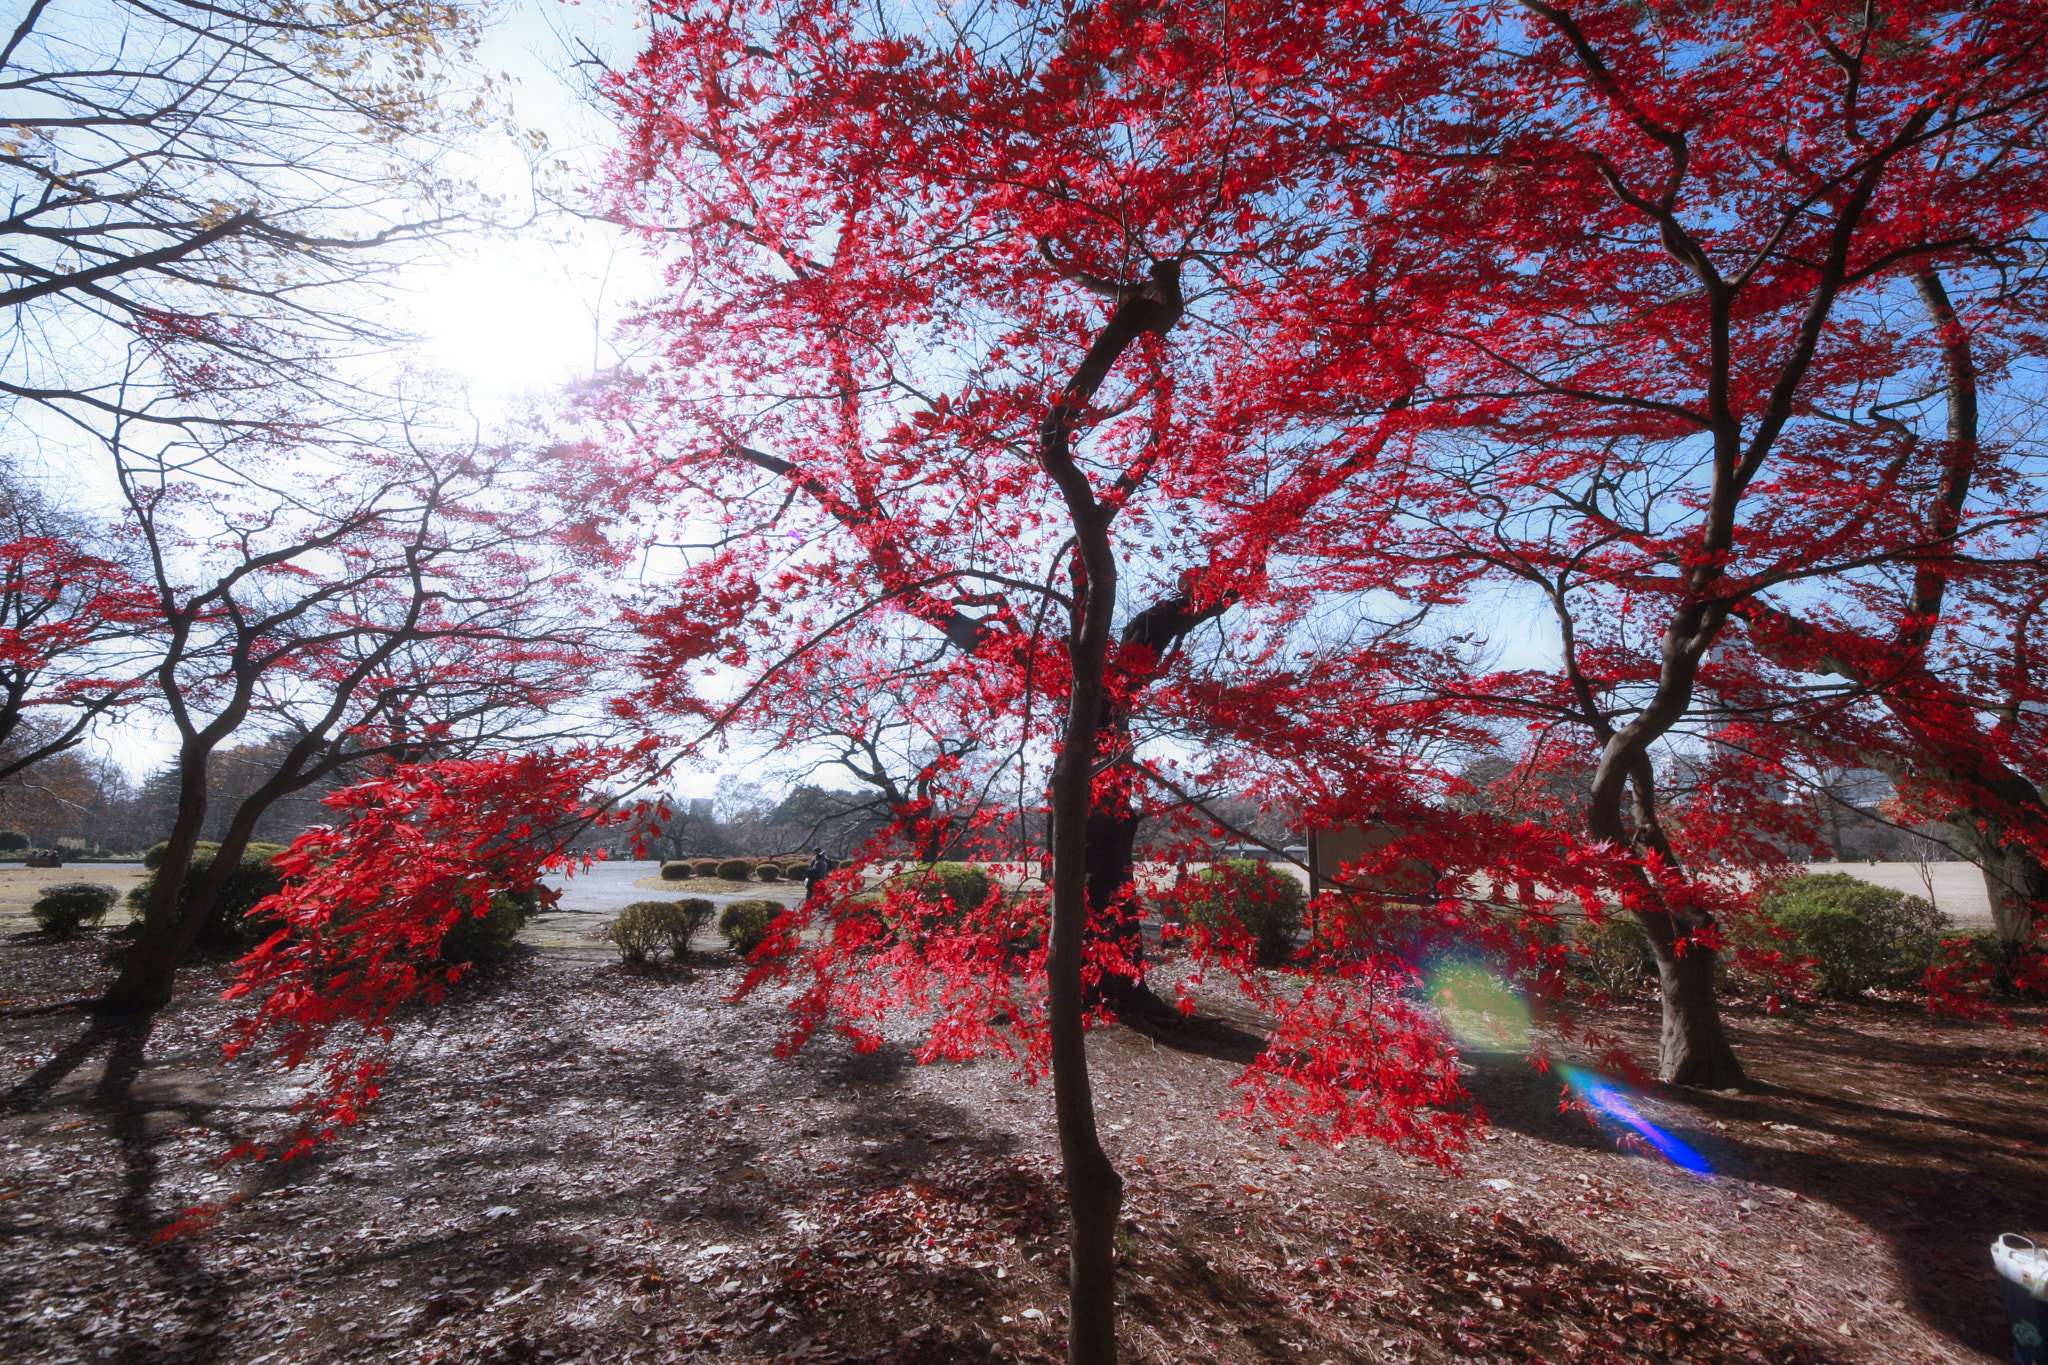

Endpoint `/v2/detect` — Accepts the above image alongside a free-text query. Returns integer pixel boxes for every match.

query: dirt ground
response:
[2,908,2044,1365]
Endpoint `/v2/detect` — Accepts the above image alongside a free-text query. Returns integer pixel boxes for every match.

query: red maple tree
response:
[222,4,2048,1362]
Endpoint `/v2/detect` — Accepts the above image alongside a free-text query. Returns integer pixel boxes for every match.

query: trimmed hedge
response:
[32,882,119,935]
[754,862,782,882]
[692,859,723,879]
[1759,872,1950,997]
[611,898,718,963]
[714,858,753,882]
[719,899,781,957]
[659,862,690,881]
[670,897,716,959]
[1185,859,1304,964]
[918,862,991,915]
[608,902,665,963]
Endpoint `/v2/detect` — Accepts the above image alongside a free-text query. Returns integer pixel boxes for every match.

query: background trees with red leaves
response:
[0,466,154,788]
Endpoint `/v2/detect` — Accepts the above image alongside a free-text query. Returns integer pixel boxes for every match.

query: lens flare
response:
[1427,959,1532,1049]
[1563,1069,1714,1175]
[1427,960,1713,1177]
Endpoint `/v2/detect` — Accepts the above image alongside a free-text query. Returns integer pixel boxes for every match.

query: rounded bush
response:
[719,898,781,957]
[0,829,28,852]
[692,859,722,879]
[440,891,538,965]
[1185,859,1305,964]
[714,858,753,882]
[659,861,690,881]
[32,881,119,935]
[1760,872,1950,996]
[608,903,665,964]
[921,862,991,914]
[611,898,717,963]
[754,862,782,882]
[671,897,716,959]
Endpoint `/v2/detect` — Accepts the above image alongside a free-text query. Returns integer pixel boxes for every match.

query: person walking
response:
[804,849,832,902]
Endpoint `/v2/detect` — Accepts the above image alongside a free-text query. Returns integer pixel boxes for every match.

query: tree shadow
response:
[1114,987,1269,1065]
[1459,1013,2048,1364]
[2,1013,114,1115]
[2,1010,237,1362]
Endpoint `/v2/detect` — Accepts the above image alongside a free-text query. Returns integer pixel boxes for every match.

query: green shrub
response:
[660,861,690,881]
[1185,859,1305,964]
[754,862,782,882]
[1569,915,1654,996]
[610,898,716,963]
[692,859,721,878]
[719,898,781,957]
[439,891,537,965]
[920,862,991,914]
[608,903,665,964]
[714,858,753,882]
[127,841,289,948]
[867,862,996,942]
[32,882,119,935]
[670,897,716,959]
[1759,873,1951,997]
[0,829,28,852]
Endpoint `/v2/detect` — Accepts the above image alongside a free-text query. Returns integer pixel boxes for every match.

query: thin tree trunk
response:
[1036,258,1184,1365]
[102,738,337,1012]
[1083,590,1232,1017]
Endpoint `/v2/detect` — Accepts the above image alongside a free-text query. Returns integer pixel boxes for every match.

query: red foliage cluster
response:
[221,743,657,1157]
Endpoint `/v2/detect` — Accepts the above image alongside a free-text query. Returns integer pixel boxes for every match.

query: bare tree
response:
[1,0,495,461]
[99,435,611,1013]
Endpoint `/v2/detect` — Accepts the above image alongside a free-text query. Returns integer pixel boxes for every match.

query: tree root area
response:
[2,930,2043,1364]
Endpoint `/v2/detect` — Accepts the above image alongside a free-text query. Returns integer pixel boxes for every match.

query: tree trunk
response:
[1636,908,1743,1087]
[1081,589,1234,1018]
[1949,813,2048,950]
[1036,259,1183,1365]
[1044,577,1125,1365]
[1589,751,1746,1089]
[101,742,324,1013]
[99,755,214,1014]
[1982,844,2047,950]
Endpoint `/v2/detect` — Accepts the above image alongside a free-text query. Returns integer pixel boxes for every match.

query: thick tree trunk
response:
[1982,843,2047,949]
[1947,812,2048,950]
[99,756,214,1014]
[1590,752,1746,1089]
[1636,908,1743,1087]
